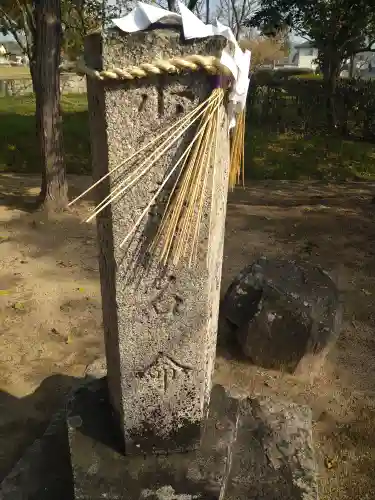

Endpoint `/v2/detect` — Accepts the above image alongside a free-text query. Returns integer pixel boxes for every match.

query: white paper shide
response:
[113,1,251,128]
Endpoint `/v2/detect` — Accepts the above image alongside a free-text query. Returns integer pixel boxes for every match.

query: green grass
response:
[0,66,31,79]
[0,94,90,175]
[290,73,323,80]
[1,93,375,181]
[246,127,375,181]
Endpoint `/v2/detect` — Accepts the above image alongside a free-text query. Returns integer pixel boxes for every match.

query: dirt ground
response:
[1,173,375,499]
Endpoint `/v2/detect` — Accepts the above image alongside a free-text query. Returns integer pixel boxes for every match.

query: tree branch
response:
[239,0,247,26]
[230,0,241,39]
[363,38,375,51]
[25,1,36,43]
[16,1,35,60]
[0,6,28,55]
[187,0,200,12]
[353,47,375,54]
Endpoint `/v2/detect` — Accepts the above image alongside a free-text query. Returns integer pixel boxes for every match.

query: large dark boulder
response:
[220,257,343,379]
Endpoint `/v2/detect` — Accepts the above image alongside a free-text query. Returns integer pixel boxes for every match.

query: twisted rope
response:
[76,54,232,81]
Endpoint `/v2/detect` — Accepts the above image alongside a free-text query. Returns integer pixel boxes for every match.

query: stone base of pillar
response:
[67,379,318,500]
[0,379,319,500]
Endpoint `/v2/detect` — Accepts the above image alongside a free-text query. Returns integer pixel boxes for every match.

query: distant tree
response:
[0,0,120,211]
[248,0,375,126]
[60,0,205,60]
[215,0,257,39]
[0,0,37,87]
[61,0,105,61]
[0,1,121,68]
[241,33,288,69]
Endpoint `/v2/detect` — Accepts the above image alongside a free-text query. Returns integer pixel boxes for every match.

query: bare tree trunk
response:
[321,52,340,130]
[327,61,340,130]
[167,0,177,12]
[29,56,39,94]
[349,55,355,78]
[34,0,68,212]
[230,0,241,40]
[206,0,210,24]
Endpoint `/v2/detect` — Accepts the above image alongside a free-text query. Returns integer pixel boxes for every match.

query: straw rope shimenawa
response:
[71,52,246,266]
[76,54,233,81]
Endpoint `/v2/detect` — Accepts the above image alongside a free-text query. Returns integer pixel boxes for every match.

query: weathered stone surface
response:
[1,382,318,500]
[67,380,237,500]
[85,28,230,453]
[225,397,317,500]
[220,257,343,378]
[186,386,239,496]
[68,380,317,500]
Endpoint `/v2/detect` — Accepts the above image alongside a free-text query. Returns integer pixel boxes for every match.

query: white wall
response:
[290,47,318,69]
[296,48,318,69]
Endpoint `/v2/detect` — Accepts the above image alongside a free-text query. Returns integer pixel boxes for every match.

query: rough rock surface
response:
[67,379,318,500]
[67,382,238,500]
[0,381,318,500]
[220,257,343,378]
[226,397,318,500]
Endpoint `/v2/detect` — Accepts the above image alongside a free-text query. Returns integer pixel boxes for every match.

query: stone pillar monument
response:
[0,18,319,500]
[84,27,230,454]
[64,23,318,500]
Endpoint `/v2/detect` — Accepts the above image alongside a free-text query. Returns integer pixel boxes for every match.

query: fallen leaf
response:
[324,456,337,470]
[0,290,10,296]
[77,287,84,292]
[12,302,25,311]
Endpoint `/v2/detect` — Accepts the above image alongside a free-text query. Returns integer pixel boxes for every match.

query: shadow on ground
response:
[0,174,98,280]
[228,181,375,208]
[0,173,41,212]
[0,173,93,212]
[0,374,81,483]
[216,182,375,500]
[1,177,375,499]
[0,105,90,177]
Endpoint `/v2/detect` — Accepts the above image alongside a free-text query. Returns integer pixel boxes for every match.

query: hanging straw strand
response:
[118,109,212,249]
[229,109,246,190]
[68,92,218,208]
[85,91,223,223]
[156,89,225,265]
[189,109,217,265]
[89,93,220,214]
[157,98,214,262]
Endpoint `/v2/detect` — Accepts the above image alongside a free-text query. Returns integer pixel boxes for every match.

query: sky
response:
[0,2,304,44]
[0,34,15,42]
